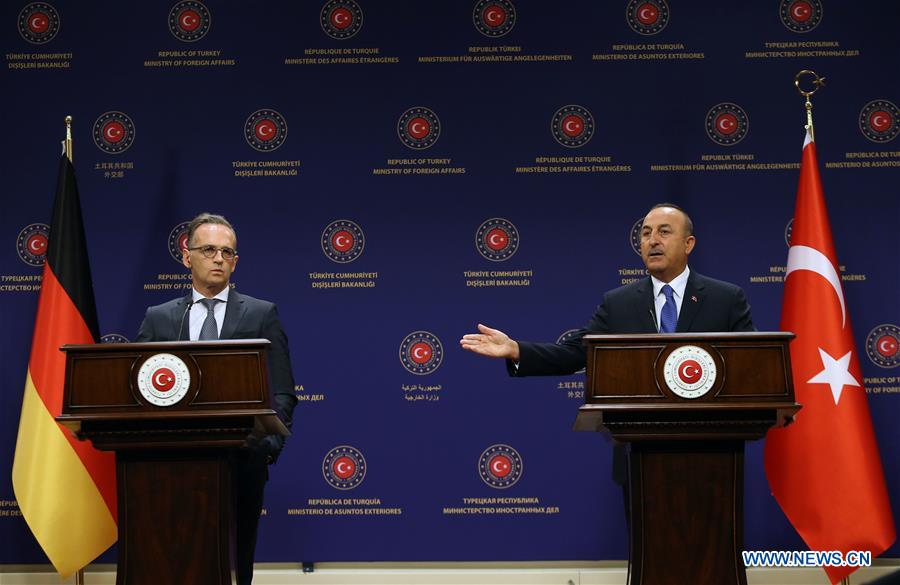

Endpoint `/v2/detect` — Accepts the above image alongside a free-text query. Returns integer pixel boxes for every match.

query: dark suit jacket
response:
[507,270,755,486]
[135,288,298,462]
[509,270,755,377]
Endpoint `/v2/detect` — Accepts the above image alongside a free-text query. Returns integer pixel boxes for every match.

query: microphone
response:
[177,299,196,341]
[648,308,659,333]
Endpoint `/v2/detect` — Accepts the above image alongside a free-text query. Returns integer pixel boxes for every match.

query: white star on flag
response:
[807,347,861,405]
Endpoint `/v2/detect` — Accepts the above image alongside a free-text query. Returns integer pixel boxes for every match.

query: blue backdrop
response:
[1,0,898,565]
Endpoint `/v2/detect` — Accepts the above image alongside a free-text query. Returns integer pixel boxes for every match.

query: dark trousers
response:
[612,442,630,531]
[233,451,268,585]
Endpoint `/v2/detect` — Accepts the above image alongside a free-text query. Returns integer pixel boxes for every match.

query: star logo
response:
[807,348,860,405]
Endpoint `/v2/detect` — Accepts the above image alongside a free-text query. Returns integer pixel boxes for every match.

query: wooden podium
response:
[56,340,288,585]
[574,332,799,585]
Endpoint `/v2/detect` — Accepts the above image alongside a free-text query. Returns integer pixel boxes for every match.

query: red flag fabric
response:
[11,155,117,576]
[764,129,895,583]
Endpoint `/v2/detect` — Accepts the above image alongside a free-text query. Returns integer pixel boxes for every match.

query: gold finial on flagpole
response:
[794,70,825,139]
[64,115,74,163]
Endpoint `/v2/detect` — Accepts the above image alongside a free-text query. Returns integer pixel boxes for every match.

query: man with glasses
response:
[136,212,297,585]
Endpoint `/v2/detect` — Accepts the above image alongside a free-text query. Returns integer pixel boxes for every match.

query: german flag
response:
[12,154,117,576]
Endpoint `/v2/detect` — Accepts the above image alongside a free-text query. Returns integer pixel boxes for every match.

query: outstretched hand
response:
[460,324,520,361]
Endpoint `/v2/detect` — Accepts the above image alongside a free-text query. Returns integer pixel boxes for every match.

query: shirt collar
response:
[192,286,230,304]
[651,265,690,299]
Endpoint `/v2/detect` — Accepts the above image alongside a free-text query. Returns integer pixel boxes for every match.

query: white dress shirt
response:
[189,287,229,340]
[651,266,690,332]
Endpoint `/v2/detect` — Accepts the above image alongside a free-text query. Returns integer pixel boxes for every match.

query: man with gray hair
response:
[461,203,751,374]
[136,212,298,585]
[461,203,754,519]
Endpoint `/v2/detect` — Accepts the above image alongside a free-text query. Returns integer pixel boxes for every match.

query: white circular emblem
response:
[662,345,717,399]
[137,353,191,407]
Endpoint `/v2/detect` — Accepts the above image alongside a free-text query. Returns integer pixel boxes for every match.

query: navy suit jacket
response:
[135,288,298,462]
[509,270,755,377]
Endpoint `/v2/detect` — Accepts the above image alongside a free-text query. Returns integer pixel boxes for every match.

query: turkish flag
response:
[764,129,895,583]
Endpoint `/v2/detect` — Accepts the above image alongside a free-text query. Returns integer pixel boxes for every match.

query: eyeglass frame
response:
[187,245,238,260]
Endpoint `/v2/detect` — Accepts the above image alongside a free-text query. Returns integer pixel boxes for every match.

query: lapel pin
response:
[691,295,698,303]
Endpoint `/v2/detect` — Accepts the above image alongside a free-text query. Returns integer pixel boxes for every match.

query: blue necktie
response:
[659,284,677,333]
[198,298,221,340]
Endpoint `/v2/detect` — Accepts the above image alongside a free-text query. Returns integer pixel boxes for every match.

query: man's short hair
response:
[646,203,694,236]
[187,213,237,248]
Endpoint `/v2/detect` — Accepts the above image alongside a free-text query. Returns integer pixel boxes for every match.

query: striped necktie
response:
[198,298,221,340]
[659,284,677,333]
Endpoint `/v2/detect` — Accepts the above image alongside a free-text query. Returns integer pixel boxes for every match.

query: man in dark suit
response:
[135,212,297,585]
[460,203,754,498]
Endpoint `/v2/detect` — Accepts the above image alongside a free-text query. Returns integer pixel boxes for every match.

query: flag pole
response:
[796,68,852,585]
[794,69,825,138]
[64,116,85,585]
[64,115,73,163]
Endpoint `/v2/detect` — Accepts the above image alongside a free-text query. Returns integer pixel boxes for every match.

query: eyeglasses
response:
[188,245,237,260]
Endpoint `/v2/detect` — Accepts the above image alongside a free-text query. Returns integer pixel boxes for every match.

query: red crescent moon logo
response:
[255,120,276,141]
[877,335,899,357]
[790,1,812,22]
[179,9,201,31]
[716,113,738,135]
[28,234,48,253]
[29,13,49,33]
[561,114,584,137]
[677,359,702,384]
[178,234,189,252]
[407,117,430,139]
[151,368,176,392]
[410,342,433,364]
[870,111,893,132]
[332,231,354,252]
[333,456,356,479]
[103,121,125,143]
[331,7,352,29]
[486,228,509,251]
[637,3,659,25]
[489,455,512,477]
[483,5,507,26]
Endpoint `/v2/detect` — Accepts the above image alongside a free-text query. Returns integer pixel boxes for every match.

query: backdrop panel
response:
[1,0,897,564]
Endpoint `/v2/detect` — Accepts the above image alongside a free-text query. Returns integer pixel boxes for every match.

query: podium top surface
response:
[61,339,272,352]
[582,331,794,344]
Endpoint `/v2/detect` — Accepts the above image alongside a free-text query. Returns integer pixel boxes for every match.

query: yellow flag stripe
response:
[12,370,117,577]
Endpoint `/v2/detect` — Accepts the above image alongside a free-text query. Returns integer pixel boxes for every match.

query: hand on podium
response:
[460,324,520,361]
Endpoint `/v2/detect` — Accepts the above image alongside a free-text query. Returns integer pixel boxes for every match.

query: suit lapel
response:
[220,288,246,340]
[170,294,193,341]
[635,277,658,333]
[676,271,705,333]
